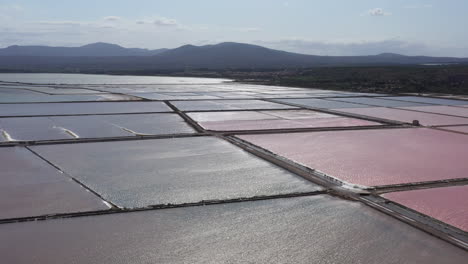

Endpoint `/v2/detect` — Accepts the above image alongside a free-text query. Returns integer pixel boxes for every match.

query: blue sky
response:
[0,0,467,56]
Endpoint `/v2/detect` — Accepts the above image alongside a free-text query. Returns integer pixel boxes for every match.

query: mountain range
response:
[0,42,168,57]
[0,42,467,71]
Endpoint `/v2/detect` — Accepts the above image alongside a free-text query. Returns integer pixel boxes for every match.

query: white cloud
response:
[0,14,195,48]
[103,16,121,21]
[234,27,261,32]
[153,17,178,27]
[36,21,83,26]
[368,8,391,16]
[135,16,183,28]
[98,25,117,29]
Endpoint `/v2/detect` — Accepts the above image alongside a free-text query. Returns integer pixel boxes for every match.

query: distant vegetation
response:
[225,65,468,95]
[1,65,467,95]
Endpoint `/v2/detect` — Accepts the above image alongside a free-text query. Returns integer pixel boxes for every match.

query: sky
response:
[0,0,467,56]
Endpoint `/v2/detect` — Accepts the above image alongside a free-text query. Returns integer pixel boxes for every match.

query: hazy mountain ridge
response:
[0,42,467,71]
[0,42,168,57]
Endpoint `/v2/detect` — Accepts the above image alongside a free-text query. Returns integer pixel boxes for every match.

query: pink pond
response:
[383,185,468,232]
[399,106,468,118]
[335,107,468,126]
[188,110,380,131]
[439,126,468,134]
[238,128,468,187]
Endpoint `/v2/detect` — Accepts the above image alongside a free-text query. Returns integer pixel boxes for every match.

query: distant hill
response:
[0,42,168,57]
[0,42,467,71]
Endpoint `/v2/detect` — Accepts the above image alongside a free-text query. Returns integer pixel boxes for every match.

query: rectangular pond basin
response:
[398,105,468,118]
[335,107,468,126]
[0,101,171,117]
[272,98,371,109]
[383,185,468,232]
[0,195,465,264]
[0,113,195,142]
[171,100,297,111]
[379,96,468,106]
[437,125,468,134]
[327,97,431,107]
[31,137,322,208]
[238,128,468,187]
[0,147,108,220]
[188,110,381,131]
